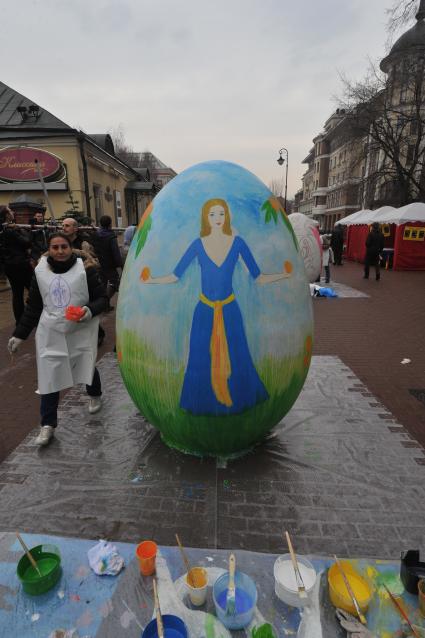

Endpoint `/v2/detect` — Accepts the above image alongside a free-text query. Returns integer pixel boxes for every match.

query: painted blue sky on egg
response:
[117,161,312,362]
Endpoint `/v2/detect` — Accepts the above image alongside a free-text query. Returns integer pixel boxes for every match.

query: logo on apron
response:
[49,276,71,308]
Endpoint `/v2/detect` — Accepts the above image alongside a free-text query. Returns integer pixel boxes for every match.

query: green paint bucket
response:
[17,544,62,595]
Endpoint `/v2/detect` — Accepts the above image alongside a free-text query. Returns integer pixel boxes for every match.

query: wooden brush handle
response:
[228,553,236,589]
[175,534,195,586]
[285,530,303,582]
[16,532,41,577]
[334,555,365,624]
[153,578,164,638]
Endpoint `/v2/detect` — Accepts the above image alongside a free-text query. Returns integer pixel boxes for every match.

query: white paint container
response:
[273,553,316,608]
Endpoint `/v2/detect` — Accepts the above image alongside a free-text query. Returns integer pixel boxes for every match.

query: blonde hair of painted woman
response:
[200,198,232,237]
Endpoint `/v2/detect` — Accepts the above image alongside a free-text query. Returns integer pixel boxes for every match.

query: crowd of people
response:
[1,205,128,447]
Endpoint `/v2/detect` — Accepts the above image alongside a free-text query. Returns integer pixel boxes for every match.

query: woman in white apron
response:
[7,233,109,445]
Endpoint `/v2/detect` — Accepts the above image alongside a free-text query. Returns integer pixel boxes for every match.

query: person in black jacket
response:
[29,211,49,262]
[330,224,344,265]
[0,205,34,324]
[94,215,123,301]
[7,232,109,446]
[364,222,385,281]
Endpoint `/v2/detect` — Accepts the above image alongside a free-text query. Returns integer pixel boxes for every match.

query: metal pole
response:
[284,150,288,213]
[34,158,55,220]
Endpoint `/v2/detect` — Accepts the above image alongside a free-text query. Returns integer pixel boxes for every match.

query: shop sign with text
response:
[0,147,62,182]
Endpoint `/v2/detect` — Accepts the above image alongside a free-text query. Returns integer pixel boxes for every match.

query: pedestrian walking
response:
[330,224,344,265]
[94,215,123,302]
[0,205,34,324]
[122,222,136,260]
[321,234,333,284]
[62,217,95,253]
[29,211,49,263]
[7,232,109,446]
[62,216,106,346]
[364,222,384,281]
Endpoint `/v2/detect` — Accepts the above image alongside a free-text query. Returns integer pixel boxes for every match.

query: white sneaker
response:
[35,425,54,446]
[88,397,102,414]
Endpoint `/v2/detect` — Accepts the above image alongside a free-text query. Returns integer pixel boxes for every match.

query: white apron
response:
[35,256,99,394]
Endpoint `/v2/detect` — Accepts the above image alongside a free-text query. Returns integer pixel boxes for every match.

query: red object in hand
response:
[65,305,85,322]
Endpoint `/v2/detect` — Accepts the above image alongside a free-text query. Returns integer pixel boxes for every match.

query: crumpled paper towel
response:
[87,539,125,576]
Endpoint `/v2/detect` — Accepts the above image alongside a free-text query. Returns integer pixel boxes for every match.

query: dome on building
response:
[381,1,425,72]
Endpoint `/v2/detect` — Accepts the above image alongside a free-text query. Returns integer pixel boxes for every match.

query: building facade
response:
[0,81,156,225]
[296,0,425,230]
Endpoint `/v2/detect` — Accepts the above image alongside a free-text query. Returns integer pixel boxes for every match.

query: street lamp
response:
[277,147,289,212]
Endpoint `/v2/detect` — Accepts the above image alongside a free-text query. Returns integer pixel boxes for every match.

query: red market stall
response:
[339,204,425,271]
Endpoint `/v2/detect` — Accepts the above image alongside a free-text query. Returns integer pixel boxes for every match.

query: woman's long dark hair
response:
[47,232,72,247]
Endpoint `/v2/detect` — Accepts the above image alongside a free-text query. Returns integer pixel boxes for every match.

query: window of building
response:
[114,190,122,226]
[400,87,408,103]
[406,144,415,165]
[93,184,102,223]
[410,120,418,136]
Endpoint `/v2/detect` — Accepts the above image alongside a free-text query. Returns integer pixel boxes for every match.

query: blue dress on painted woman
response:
[173,235,269,415]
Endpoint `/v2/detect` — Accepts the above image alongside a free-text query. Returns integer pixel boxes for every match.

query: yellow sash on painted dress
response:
[199,292,235,407]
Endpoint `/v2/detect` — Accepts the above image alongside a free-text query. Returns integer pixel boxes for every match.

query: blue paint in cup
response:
[212,570,257,629]
[141,614,188,638]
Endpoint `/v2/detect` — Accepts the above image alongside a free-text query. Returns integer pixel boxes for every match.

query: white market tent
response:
[337,209,371,225]
[342,202,425,270]
[339,204,425,226]
[383,202,425,224]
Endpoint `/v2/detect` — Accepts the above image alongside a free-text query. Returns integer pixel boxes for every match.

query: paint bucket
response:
[141,614,188,638]
[328,561,372,615]
[185,567,208,606]
[273,554,316,608]
[212,570,257,629]
[17,544,61,595]
[136,541,157,576]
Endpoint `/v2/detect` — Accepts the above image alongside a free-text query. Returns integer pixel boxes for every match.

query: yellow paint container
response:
[328,561,373,615]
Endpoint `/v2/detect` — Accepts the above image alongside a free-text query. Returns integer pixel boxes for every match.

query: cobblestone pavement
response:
[0,262,424,558]
[0,353,424,558]
[313,261,425,448]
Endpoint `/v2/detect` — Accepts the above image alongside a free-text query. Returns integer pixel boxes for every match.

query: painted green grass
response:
[117,329,310,457]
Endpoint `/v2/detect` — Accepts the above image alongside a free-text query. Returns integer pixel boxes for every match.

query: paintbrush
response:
[285,531,307,599]
[175,533,195,587]
[225,553,236,616]
[16,532,42,577]
[333,555,367,625]
[382,583,420,638]
[152,577,164,638]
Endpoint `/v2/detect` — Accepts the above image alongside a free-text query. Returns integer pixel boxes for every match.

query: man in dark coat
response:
[0,206,33,324]
[364,222,385,281]
[94,215,123,301]
[330,224,344,265]
[29,211,49,262]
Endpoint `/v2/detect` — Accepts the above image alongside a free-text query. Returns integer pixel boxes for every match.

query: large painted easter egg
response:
[288,213,322,283]
[117,161,313,457]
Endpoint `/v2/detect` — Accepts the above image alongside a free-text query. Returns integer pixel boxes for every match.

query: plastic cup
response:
[186,567,208,606]
[136,541,157,576]
[418,579,425,617]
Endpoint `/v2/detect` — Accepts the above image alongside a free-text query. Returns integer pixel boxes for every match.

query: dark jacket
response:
[13,252,108,340]
[366,229,384,257]
[330,227,344,251]
[94,228,123,271]
[29,226,49,261]
[1,225,32,266]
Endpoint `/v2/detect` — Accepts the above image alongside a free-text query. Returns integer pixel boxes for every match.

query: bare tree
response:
[387,0,418,39]
[109,124,135,164]
[268,178,283,196]
[338,58,425,207]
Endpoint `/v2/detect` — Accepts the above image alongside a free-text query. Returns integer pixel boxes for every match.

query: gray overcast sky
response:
[2,0,404,196]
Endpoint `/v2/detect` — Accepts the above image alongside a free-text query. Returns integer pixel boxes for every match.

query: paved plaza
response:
[0,261,424,560]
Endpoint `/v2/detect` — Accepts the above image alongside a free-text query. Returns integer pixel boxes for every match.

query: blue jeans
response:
[40,368,101,426]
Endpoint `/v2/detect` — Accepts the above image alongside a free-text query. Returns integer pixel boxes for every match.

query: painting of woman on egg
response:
[142,198,292,416]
